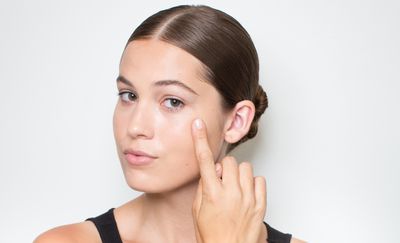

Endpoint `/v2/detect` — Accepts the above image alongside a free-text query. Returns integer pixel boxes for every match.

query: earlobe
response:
[224,100,255,144]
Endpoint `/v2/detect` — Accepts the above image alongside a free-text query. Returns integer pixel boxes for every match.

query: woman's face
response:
[113,39,229,193]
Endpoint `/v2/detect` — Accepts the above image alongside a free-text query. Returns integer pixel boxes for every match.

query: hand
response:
[191,118,267,243]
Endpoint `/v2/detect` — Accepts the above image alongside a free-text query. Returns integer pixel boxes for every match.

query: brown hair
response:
[123,5,268,153]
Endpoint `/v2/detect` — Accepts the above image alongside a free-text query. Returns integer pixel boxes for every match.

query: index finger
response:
[191,118,220,188]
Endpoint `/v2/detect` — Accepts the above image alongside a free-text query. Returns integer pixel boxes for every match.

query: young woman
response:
[35,5,305,243]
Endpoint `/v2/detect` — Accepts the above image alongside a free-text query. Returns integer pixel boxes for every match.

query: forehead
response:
[119,39,205,86]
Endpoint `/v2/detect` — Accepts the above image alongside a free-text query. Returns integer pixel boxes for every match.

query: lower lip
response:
[124,153,156,166]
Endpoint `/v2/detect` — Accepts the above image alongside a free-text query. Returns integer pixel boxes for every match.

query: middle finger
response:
[221,156,240,189]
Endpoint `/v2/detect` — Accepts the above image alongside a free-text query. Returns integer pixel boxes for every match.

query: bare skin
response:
[34,39,306,243]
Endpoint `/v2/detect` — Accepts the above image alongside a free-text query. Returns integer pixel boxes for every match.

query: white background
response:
[0,0,399,242]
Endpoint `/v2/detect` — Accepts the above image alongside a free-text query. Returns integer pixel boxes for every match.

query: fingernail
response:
[194,118,203,129]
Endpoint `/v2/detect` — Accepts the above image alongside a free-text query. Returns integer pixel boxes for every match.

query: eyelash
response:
[117,91,185,112]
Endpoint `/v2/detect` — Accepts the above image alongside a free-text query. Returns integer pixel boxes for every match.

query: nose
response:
[127,101,154,139]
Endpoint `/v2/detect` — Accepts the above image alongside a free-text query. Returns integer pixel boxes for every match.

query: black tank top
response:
[86,208,292,243]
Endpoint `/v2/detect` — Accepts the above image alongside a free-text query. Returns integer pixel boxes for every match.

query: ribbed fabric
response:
[86,208,292,243]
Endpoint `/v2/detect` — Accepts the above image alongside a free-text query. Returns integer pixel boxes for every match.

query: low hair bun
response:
[253,85,268,122]
[247,84,268,139]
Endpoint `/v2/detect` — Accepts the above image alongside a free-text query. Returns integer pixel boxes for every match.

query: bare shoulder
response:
[291,237,307,243]
[33,221,100,243]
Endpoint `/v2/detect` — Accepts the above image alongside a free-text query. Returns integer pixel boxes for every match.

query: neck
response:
[137,178,199,243]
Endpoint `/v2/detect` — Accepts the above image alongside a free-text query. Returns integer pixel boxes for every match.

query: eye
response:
[163,98,184,112]
[117,91,137,103]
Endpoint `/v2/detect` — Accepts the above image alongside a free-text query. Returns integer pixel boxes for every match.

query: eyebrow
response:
[116,75,199,96]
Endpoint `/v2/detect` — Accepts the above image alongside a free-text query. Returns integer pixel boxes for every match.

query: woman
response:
[34,5,305,243]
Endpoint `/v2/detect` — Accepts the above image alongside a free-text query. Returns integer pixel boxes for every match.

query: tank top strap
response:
[264,221,292,243]
[85,208,123,243]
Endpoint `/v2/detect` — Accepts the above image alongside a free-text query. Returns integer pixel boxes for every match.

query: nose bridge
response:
[128,98,154,139]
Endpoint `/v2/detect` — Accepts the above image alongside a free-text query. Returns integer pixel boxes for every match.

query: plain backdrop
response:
[0,0,399,242]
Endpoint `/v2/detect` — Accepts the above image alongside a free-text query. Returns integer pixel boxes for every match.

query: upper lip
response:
[123,148,157,158]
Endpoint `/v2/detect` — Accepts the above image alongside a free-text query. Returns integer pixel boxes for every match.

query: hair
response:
[123,5,268,153]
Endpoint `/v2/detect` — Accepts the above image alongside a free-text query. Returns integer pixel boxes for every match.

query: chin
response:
[123,172,200,194]
[127,184,163,194]
[125,178,166,193]
[122,171,161,193]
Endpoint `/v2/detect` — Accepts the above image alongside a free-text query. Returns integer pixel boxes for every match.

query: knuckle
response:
[226,185,242,198]
[197,150,210,162]
[254,203,266,215]
[242,194,255,207]
[222,156,237,166]
[239,161,252,170]
[203,189,219,202]
[196,130,207,139]
[239,162,253,178]
[255,176,266,185]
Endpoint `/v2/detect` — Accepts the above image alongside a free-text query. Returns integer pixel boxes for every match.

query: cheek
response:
[205,125,224,161]
[158,115,200,169]
[158,114,223,167]
[159,115,194,153]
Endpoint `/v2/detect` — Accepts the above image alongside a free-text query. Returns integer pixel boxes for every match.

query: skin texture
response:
[113,39,229,194]
[33,39,306,243]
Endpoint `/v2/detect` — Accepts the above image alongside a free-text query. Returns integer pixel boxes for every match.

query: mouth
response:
[123,149,158,166]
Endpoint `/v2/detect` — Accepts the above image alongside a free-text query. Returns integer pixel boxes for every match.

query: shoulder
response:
[33,221,100,243]
[291,237,307,243]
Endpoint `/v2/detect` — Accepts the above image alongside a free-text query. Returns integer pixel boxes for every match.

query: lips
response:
[123,149,157,166]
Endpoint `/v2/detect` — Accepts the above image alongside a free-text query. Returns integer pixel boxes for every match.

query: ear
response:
[224,100,255,144]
